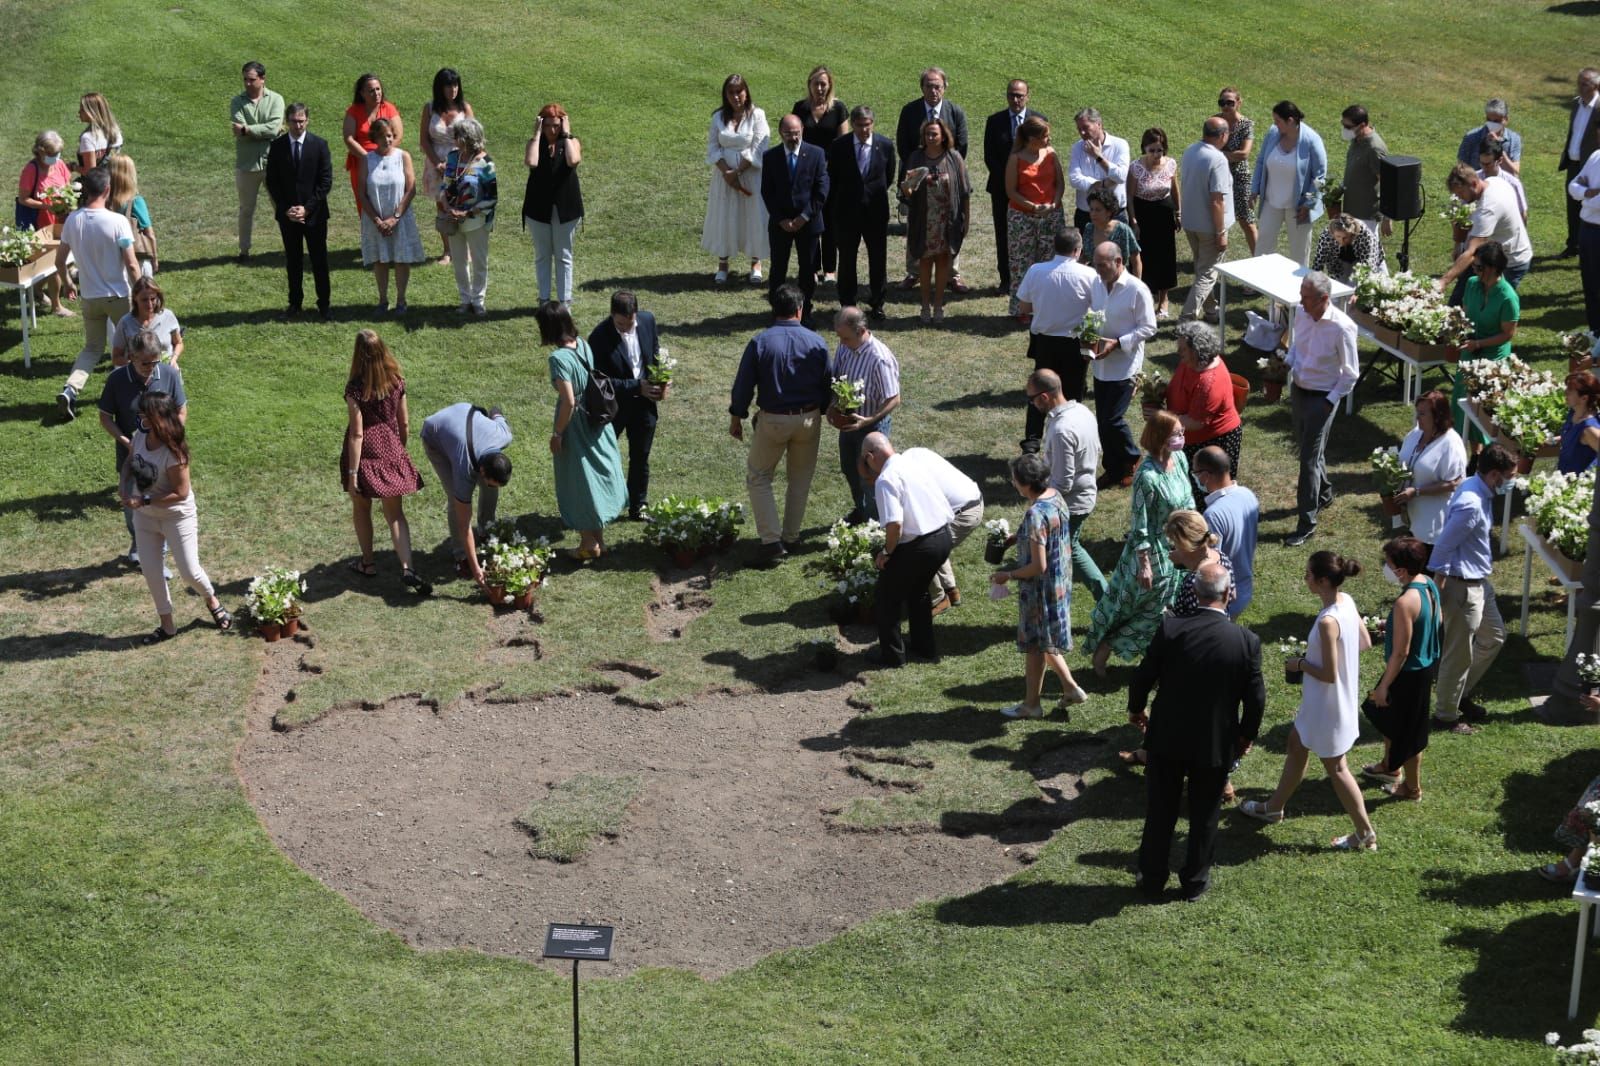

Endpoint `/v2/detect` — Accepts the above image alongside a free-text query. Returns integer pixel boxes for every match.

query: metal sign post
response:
[543,923,614,1066]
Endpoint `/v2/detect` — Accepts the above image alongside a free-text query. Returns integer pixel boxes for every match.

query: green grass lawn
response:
[3,0,1600,1061]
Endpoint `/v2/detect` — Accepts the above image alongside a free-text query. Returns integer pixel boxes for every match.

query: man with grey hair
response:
[1277,271,1358,545]
[1028,367,1105,600]
[896,68,970,290]
[1457,97,1522,177]
[1088,240,1156,490]
[827,306,901,523]
[1017,228,1097,435]
[1178,117,1233,322]
[862,432,954,666]
[1067,107,1130,230]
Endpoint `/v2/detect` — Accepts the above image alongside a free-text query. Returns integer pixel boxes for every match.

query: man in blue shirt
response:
[420,402,513,588]
[729,284,831,562]
[1427,444,1514,732]
[1194,446,1258,620]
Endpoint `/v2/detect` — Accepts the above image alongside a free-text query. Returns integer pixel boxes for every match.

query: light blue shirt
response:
[1204,484,1259,618]
[1427,475,1495,580]
[1249,122,1328,221]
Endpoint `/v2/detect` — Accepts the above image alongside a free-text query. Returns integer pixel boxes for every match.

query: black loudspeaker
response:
[1379,155,1423,221]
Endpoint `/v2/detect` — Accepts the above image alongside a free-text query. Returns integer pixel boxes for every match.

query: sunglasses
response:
[1218,99,1237,107]
[1007,91,1026,99]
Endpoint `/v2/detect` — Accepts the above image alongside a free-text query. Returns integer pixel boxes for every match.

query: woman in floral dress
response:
[1217,87,1257,254]
[902,117,971,323]
[991,452,1088,719]
[1085,410,1193,676]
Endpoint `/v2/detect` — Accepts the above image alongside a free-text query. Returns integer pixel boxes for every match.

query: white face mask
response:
[1341,126,1357,142]
[1168,433,1186,452]
[1382,563,1401,586]
[1485,120,1505,133]
[43,153,60,166]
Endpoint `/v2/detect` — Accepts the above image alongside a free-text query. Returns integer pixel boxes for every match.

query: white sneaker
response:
[1000,702,1043,719]
[1060,682,1089,706]
[749,268,764,284]
[128,549,140,566]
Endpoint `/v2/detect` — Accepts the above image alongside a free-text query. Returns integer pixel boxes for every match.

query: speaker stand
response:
[1397,217,1415,273]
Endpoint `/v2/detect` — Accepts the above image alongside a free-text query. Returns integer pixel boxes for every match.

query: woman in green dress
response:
[536,301,627,561]
[1085,410,1192,676]
[1451,240,1520,445]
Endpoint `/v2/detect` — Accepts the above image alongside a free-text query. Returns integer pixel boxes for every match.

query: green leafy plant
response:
[0,225,45,267]
[641,494,743,552]
[1370,447,1410,496]
[244,566,307,624]
[817,518,886,606]
[480,532,554,598]
[1521,469,1595,562]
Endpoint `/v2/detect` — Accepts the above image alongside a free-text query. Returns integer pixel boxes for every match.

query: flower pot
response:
[1557,549,1585,584]
[856,600,874,624]
[1380,493,1405,517]
[258,621,283,642]
[486,583,507,605]
[984,538,1006,565]
[1230,373,1250,411]
[50,223,63,239]
[1284,663,1303,685]
[670,548,696,568]
[697,542,714,558]
[283,617,300,638]
[1515,455,1535,476]
[511,589,536,610]
[1264,380,1284,403]
[717,533,735,551]
[1326,201,1342,219]
[1587,868,1600,893]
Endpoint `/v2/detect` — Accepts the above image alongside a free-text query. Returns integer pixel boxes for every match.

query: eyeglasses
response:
[1007,92,1026,99]
[1218,99,1237,108]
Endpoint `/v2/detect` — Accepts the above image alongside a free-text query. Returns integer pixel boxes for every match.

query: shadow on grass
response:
[579,272,722,298]
[0,557,128,601]
[0,486,119,522]
[0,627,152,660]
[931,387,1022,413]
[800,704,1007,752]
[0,356,73,379]
[1446,912,1577,1038]
[1419,867,1560,909]
[1499,749,1600,854]
[701,647,858,694]
[933,879,1138,926]
[161,248,366,274]
[0,400,59,425]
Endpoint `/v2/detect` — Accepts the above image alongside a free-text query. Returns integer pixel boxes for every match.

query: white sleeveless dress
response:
[359,150,425,265]
[700,107,770,259]
[1293,592,1363,758]
[422,108,459,200]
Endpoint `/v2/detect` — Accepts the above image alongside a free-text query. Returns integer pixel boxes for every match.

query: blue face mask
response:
[43,154,60,166]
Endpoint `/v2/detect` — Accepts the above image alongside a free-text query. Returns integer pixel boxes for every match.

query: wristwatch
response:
[141,493,151,506]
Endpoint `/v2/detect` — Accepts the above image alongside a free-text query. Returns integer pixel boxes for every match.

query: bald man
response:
[1087,240,1157,489]
[863,432,955,667]
[762,113,830,322]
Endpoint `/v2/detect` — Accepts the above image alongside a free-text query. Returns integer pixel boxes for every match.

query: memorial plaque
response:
[543,923,614,962]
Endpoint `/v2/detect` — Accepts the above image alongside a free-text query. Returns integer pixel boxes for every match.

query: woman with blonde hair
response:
[75,92,122,171]
[106,154,157,276]
[15,129,74,315]
[793,66,847,283]
[342,330,428,594]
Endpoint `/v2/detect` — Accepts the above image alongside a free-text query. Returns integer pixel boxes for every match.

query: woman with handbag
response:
[14,129,74,316]
[437,117,496,316]
[107,154,157,276]
[536,300,626,562]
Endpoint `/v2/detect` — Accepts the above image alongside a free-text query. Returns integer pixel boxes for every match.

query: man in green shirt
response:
[1339,104,1390,246]
[231,60,284,261]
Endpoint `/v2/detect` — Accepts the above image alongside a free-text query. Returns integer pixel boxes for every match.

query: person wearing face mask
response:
[1456,98,1522,178]
[14,129,75,318]
[1338,104,1389,248]
[1359,537,1440,803]
[1425,443,1515,733]
[1083,411,1193,678]
[1277,272,1358,547]
[1086,240,1156,491]
[1477,138,1527,225]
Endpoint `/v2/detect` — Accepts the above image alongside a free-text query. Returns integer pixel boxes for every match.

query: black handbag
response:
[574,340,618,428]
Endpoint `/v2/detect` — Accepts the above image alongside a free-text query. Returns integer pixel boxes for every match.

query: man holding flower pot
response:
[1087,240,1157,490]
[588,290,667,520]
[827,306,900,524]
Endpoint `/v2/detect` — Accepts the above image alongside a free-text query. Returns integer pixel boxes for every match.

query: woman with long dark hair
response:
[419,68,473,263]
[538,301,626,561]
[343,330,428,594]
[701,74,769,284]
[1360,537,1439,802]
[121,392,230,642]
[342,72,402,215]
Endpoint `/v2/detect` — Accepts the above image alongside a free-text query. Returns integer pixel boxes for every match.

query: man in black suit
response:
[587,290,666,519]
[983,79,1045,292]
[264,102,332,319]
[762,114,830,323]
[1561,68,1600,256]
[1129,563,1265,902]
[896,68,969,291]
[827,105,895,319]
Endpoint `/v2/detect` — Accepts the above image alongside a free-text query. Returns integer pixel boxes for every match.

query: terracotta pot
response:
[671,548,696,568]
[1380,493,1404,517]
[50,222,63,239]
[1264,380,1284,403]
[511,588,536,610]
[1326,202,1342,219]
[258,621,283,642]
[1515,455,1535,475]
[697,542,714,558]
[717,533,735,551]
[486,583,506,605]
[856,600,874,624]
[1230,373,1249,411]
[283,617,300,638]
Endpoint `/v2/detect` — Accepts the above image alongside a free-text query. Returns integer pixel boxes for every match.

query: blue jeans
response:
[529,211,581,303]
[1069,510,1108,602]
[840,414,890,518]
[1093,377,1139,481]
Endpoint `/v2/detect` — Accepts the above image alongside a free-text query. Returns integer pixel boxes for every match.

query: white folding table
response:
[1571,847,1600,1019]
[1519,522,1582,652]
[1216,254,1355,409]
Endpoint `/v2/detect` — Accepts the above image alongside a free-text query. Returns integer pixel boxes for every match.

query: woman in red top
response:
[14,129,74,317]
[1166,319,1242,502]
[1003,115,1064,317]
[343,73,403,215]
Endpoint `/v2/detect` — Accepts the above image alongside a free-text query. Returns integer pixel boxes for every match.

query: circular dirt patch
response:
[237,673,1025,977]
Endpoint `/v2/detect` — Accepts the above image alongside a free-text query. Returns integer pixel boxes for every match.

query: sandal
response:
[1380,782,1422,801]
[402,567,432,597]
[1000,702,1043,719]
[1359,763,1398,785]
[348,559,377,578]
[565,546,601,563]
[209,603,233,630]
[142,626,176,645]
[1331,830,1378,852]
[1221,780,1236,805]
[1117,749,1149,768]
[1539,858,1581,884]
[1239,799,1284,824]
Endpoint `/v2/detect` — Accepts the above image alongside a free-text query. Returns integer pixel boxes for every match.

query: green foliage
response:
[516,774,642,862]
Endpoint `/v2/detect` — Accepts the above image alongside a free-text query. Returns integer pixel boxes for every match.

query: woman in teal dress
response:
[1452,240,1520,444]
[1085,410,1192,676]
[536,301,626,560]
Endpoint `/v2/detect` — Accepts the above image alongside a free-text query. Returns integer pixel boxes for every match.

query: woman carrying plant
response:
[14,129,74,316]
[343,330,428,595]
[1241,550,1377,851]
[537,300,626,561]
[1395,390,1467,552]
[121,392,231,643]
[110,277,183,367]
[990,451,1088,719]
[1359,537,1439,802]
[1453,240,1520,444]
[1559,371,1600,474]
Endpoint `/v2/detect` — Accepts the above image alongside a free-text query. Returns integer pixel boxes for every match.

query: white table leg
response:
[1522,541,1533,637]
[1569,591,1578,653]
[1500,489,1513,556]
[19,283,31,370]
[1573,900,1590,1020]
[1218,278,1227,350]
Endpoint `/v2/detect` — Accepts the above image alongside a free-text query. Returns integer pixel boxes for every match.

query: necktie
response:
[1013,112,1022,137]
[788,151,797,180]
[858,139,870,176]
[292,139,301,170]
[927,105,935,125]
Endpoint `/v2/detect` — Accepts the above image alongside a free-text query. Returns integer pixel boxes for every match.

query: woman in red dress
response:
[342,329,429,594]
[342,73,402,215]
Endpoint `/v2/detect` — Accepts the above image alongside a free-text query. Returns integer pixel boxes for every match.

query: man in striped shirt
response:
[827,307,902,523]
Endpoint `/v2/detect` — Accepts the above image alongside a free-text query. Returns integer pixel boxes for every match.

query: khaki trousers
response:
[65,295,131,393]
[746,409,821,544]
[1182,230,1226,319]
[235,167,268,254]
[1434,576,1505,719]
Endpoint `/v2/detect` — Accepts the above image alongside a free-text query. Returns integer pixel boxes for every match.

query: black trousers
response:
[1138,753,1231,897]
[1024,333,1085,442]
[614,401,658,512]
[991,192,1012,289]
[768,221,818,317]
[279,217,330,312]
[835,213,888,311]
[875,525,952,664]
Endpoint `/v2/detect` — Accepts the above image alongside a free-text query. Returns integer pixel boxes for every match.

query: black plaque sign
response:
[543,923,614,961]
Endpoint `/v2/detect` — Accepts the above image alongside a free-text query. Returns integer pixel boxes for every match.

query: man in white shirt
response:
[1178,118,1233,322]
[1568,145,1600,334]
[1278,272,1358,545]
[889,446,984,616]
[1439,164,1533,298]
[1087,241,1157,490]
[1562,68,1600,257]
[1066,107,1130,231]
[1017,229,1097,442]
[55,165,139,421]
[863,433,954,667]
[1028,368,1107,600]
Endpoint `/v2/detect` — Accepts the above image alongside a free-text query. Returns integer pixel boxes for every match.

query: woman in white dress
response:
[1394,390,1467,553]
[419,68,473,264]
[1241,550,1378,851]
[359,118,425,314]
[701,74,768,285]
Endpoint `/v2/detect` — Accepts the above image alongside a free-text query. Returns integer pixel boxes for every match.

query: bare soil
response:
[236,643,1035,978]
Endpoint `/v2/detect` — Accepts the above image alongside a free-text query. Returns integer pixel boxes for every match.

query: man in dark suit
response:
[587,290,666,519]
[983,79,1045,292]
[264,102,332,319]
[1129,563,1265,902]
[827,105,895,319]
[1561,68,1600,256]
[896,67,969,291]
[762,114,830,323]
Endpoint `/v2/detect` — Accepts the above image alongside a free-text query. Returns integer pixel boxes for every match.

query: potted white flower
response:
[244,566,307,641]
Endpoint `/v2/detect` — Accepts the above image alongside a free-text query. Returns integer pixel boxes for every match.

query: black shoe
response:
[1459,699,1489,722]
[56,388,76,422]
[756,541,787,564]
[627,506,645,521]
[868,306,886,321]
[317,307,332,321]
[1019,437,1042,455]
[1181,882,1210,903]
[1284,527,1316,547]
[279,306,301,322]
[871,650,907,668]
[1561,245,1581,258]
